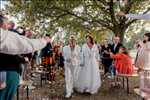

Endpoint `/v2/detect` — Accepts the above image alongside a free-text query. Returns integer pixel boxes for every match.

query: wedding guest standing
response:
[136,33,150,93]
[101,40,112,75]
[109,36,122,77]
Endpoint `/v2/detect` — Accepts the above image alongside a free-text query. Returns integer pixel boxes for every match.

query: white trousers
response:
[65,63,80,95]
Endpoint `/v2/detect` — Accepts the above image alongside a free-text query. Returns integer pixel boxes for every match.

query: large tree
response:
[5,0,150,42]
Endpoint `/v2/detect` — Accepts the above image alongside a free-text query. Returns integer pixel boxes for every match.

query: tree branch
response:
[50,6,113,30]
[108,0,118,26]
[125,7,150,27]
[93,0,110,14]
[50,13,69,23]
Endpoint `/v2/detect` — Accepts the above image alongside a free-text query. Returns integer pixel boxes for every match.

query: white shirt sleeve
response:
[125,14,150,20]
[0,29,47,55]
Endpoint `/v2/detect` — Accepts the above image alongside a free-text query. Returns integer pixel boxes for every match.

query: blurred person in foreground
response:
[0,14,51,100]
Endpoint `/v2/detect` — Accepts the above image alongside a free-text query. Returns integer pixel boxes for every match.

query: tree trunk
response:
[120,32,125,43]
[113,27,126,44]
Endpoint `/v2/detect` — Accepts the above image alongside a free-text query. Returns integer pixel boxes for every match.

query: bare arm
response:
[117,12,150,20]
[125,14,150,20]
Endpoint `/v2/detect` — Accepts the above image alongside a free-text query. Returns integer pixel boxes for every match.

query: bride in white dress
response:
[75,34,101,94]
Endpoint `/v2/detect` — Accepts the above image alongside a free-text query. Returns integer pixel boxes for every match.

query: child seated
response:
[109,46,134,87]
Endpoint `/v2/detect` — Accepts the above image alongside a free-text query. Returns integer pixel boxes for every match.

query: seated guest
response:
[110,46,134,75]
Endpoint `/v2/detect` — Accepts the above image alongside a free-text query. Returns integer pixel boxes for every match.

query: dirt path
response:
[16,71,140,100]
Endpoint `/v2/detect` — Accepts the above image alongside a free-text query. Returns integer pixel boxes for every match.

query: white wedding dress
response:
[75,44,101,94]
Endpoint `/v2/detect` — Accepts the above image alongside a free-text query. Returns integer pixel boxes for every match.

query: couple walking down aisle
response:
[63,35,101,98]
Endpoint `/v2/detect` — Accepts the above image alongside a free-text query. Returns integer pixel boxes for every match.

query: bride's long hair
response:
[86,34,94,45]
[144,32,150,41]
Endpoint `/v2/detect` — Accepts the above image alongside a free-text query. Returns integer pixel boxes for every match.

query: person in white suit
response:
[63,36,81,98]
[75,34,101,94]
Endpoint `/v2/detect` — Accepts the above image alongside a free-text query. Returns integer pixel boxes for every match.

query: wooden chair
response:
[17,80,30,100]
[117,73,138,93]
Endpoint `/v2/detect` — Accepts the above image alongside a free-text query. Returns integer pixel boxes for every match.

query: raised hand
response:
[117,11,126,17]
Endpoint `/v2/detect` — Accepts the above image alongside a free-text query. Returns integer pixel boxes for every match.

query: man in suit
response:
[110,36,123,54]
[109,36,123,78]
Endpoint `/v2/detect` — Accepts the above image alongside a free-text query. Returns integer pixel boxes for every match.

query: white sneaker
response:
[65,93,71,98]
[107,75,112,79]
[28,85,35,90]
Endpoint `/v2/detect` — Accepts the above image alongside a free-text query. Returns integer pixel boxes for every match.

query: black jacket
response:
[41,43,53,57]
[110,43,123,54]
[0,53,25,74]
